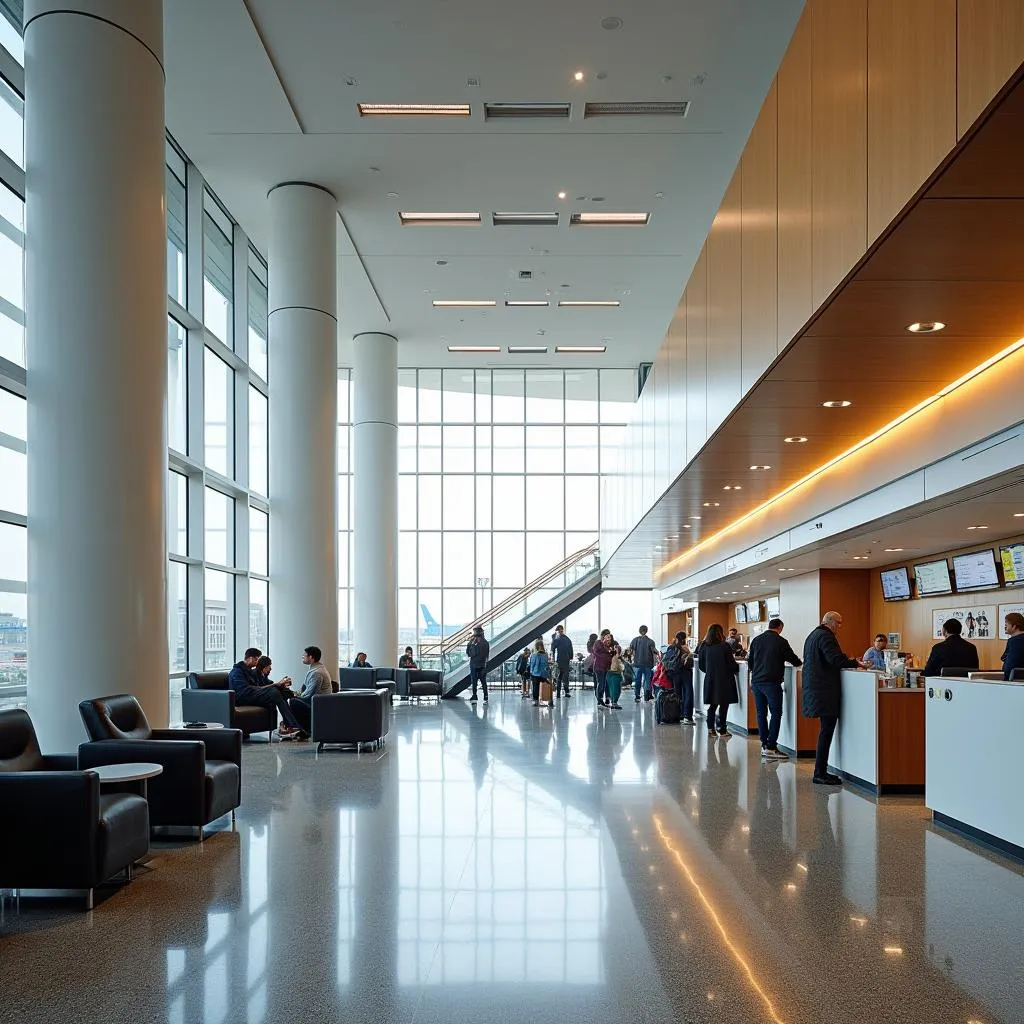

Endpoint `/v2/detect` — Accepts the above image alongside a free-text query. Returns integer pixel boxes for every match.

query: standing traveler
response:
[746,618,802,760]
[515,647,531,698]
[802,611,872,785]
[628,625,658,702]
[663,631,695,724]
[467,626,490,704]
[621,648,635,693]
[606,650,624,710]
[921,618,979,677]
[1002,612,1024,680]
[529,638,551,706]
[698,624,739,737]
[592,632,613,707]
[552,624,574,698]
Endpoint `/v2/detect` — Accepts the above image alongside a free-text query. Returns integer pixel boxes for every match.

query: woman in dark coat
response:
[697,623,739,737]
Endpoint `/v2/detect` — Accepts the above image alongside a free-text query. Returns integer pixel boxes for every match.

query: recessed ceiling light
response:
[759,580,766,584]
[399,211,480,226]
[884,548,903,552]
[574,71,585,82]
[557,300,621,307]
[967,525,989,530]
[492,212,559,226]
[432,299,496,307]
[749,465,771,471]
[743,585,750,588]
[852,555,867,560]
[504,300,549,307]
[557,191,567,200]
[689,516,701,520]
[907,321,945,334]
[571,212,650,226]
[359,103,470,117]
[778,568,793,572]
[703,502,720,508]
[822,400,852,408]
[784,436,808,444]
[507,346,548,353]
[1015,513,1024,518]
[555,345,607,353]
[682,524,691,529]
[447,345,500,353]
[722,485,742,491]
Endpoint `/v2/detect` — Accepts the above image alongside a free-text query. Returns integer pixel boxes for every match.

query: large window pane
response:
[442,533,474,587]
[0,522,26,580]
[250,507,268,577]
[567,476,599,532]
[418,532,442,586]
[566,426,599,473]
[167,471,188,556]
[250,578,268,651]
[0,181,24,365]
[397,369,417,423]
[168,561,187,673]
[398,532,417,587]
[399,476,417,530]
[166,168,186,305]
[525,425,564,474]
[492,370,523,422]
[0,77,23,170]
[247,264,268,380]
[418,476,441,530]
[249,387,267,495]
[204,349,233,476]
[204,569,235,670]
[527,533,566,580]
[418,426,441,473]
[0,445,25,514]
[492,533,525,587]
[526,483,564,531]
[398,425,416,473]
[167,318,187,453]
[442,426,473,473]
[0,591,28,704]
[442,370,474,422]
[493,426,524,473]
[0,387,25,438]
[492,476,524,531]
[475,370,491,422]
[600,368,636,423]
[203,201,233,344]
[442,475,474,530]
[565,369,599,423]
[525,370,563,423]
[418,370,441,421]
[204,487,234,567]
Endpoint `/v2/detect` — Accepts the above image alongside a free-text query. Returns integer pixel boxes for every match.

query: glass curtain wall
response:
[337,368,640,663]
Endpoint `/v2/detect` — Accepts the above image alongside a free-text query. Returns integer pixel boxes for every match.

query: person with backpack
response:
[662,631,695,724]
[515,647,531,699]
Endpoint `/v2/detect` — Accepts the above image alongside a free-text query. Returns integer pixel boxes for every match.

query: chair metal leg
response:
[126,863,135,882]
[231,809,236,823]
[196,826,205,842]
[85,888,94,911]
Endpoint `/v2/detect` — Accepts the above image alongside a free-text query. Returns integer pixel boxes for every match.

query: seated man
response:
[229,647,304,738]
[288,645,334,732]
[399,646,417,669]
[351,652,373,669]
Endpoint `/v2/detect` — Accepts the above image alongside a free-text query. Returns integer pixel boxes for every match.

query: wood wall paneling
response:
[819,568,871,657]
[877,691,926,787]
[741,80,779,392]
[667,299,686,472]
[706,169,743,439]
[867,0,957,243]
[957,0,1024,137]
[811,0,868,309]
[776,6,814,349]
[685,248,709,463]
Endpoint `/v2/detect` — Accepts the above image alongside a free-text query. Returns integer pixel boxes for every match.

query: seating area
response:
[182,671,277,738]
[336,666,443,702]
[311,686,392,752]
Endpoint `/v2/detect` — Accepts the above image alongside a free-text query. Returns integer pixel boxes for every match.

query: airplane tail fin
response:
[420,604,439,628]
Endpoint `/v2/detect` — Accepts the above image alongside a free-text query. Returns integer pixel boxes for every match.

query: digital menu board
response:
[914,558,953,597]
[1000,543,1024,586]
[734,603,748,624]
[766,595,781,618]
[745,600,762,622]
[880,567,912,601]
[951,549,1000,592]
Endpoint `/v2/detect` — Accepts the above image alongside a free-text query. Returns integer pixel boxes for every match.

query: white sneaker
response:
[682,718,695,725]
[763,747,789,760]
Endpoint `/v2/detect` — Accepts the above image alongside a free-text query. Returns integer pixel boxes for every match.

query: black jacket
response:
[747,630,802,685]
[801,625,859,718]
[920,635,979,678]
[552,633,574,666]
[467,637,489,669]
[698,641,739,706]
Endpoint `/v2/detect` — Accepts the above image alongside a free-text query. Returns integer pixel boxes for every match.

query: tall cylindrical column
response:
[26,0,168,750]
[268,183,338,681]
[353,333,398,666]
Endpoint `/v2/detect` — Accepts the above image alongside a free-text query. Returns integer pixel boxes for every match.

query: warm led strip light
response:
[656,336,1024,579]
[653,816,788,1024]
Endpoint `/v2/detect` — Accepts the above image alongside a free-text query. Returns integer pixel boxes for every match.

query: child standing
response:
[529,638,551,706]
[607,650,624,710]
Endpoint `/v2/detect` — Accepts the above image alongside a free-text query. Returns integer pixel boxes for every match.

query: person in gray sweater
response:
[287,645,334,733]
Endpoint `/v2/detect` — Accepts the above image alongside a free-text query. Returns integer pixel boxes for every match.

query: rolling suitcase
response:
[539,679,553,705]
[656,688,681,724]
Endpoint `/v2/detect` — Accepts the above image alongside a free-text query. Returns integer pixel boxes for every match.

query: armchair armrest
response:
[0,771,99,855]
[78,738,206,775]
[151,728,241,766]
[41,753,79,770]
[395,668,409,696]
[181,688,234,723]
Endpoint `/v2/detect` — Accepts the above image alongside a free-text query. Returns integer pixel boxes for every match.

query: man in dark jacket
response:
[920,618,979,678]
[1003,612,1024,681]
[228,646,303,736]
[628,625,658,702]
[551,625,574,699]
[802,612,870,785]
[467,627,490,703]
[747,618,802,760]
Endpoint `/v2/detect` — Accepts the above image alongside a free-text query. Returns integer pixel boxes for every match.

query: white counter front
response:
[926,677,1024,855]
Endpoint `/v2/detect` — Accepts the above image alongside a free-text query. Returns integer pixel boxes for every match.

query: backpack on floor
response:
[655,688,681,724]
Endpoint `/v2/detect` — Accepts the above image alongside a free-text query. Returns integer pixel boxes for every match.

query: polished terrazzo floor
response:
[2,689,1023,1023]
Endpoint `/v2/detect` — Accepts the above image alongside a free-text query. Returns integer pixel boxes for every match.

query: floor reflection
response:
[1,690,1022,1023]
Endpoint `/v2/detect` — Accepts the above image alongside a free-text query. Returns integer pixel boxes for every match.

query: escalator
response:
[428,545,603,698]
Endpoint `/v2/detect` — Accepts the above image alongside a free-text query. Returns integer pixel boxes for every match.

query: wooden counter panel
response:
[795,676,820,754]
[878,689,926,787]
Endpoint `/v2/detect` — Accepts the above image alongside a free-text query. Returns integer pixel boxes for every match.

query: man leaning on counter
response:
[921,618,980,678]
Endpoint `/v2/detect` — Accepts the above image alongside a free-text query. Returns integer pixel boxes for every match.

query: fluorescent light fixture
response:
[432,299,496,307]
[492,212,559,226]
[556,345,607,353]
[571,211,650,226]
[557,300,621,307]
[399,211,480,226]
[967,525,989,530]
[505,300,549,307]
[447,345,500,353]
[749,465,772,470]
[359,103,470,117]
[1014,513,1024,518]
[784,436,808,443]
[884,548,903,552]
[507,346,548,353]
[703,502,720,508]
[822,400,852,408]
[722,485,742,491]
[907,321,945,333]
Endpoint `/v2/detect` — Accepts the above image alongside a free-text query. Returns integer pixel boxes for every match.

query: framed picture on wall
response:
[998,603,1024,639]
[932,606,997,640]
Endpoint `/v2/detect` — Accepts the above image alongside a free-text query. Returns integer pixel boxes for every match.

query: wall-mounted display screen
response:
[914,558,953,597]
[1000,543,1024,586]
[952,549,1000,592]
[734,603,748,624]
[745,600,762,622]
[880,567,912,601]
[766,595,780,618]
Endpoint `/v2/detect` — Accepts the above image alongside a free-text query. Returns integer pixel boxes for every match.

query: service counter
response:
[926,676,1024,858]
[726,662,759,734]
[828,669,925,794]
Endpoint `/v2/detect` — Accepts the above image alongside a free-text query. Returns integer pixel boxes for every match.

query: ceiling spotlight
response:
[557,191,567,200]
[784,436,808,444]
[749,465,771,471]
[822,400,852,408]
[574,71,585,82]
[722,485,742,491]
[907,321,945,334]
[682,524,691,529]
[702,502,720,508]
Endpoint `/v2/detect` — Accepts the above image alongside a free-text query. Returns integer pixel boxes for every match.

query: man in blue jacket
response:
[229,647,304,737]
[551,625,574,699]
[1002,612,1024,680]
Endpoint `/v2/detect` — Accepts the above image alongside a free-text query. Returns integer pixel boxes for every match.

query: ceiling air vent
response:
[518,270,533,279]
[583,100,689,118]
[492,212,559,226]
[484,102,571,120]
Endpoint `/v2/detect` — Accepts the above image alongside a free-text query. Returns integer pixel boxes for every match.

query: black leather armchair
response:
[311,687,391,752]
[182,671,277,738]
[397,668,444,700]
[78,695,241,839]
[0,709,150,908]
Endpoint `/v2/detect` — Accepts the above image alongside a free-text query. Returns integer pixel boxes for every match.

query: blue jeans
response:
[669,669,694,720]
[594,669,608,703]
[751,682,784,749]
[469,665,488,697]
[633,666,653,698]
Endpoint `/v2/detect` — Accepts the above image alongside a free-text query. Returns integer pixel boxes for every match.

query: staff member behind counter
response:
[921,618,980,678]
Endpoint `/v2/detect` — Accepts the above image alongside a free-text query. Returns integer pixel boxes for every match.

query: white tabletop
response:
[87,762,164,783]
[169,721,224,730]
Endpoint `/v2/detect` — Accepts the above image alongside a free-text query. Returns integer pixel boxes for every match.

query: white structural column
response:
[268,184,338,679]
[25,0,168,750]
[353,333,398,666]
